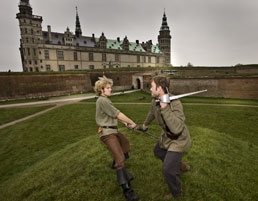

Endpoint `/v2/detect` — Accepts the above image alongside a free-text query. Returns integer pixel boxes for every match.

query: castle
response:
[16,0,171,72]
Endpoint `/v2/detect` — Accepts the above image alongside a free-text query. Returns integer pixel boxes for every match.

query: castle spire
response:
[160,11,170,31]
[75,6,82,37]
[158,10,171,66]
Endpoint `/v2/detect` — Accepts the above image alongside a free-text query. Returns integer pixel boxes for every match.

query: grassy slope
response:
[0,93,258,201]
[0,105,55,125]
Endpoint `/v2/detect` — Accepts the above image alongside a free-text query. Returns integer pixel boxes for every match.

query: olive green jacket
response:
[144,98,191,152]
[95,96,120,137]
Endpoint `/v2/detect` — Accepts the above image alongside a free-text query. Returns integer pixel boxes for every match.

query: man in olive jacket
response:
[142,75,191,199]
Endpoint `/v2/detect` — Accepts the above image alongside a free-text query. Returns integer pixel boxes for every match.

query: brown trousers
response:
[100,132,130,170]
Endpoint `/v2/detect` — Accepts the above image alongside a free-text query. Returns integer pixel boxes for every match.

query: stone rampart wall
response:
[0,74,92,100]
[1,71,258,100]
[169,77,258,99]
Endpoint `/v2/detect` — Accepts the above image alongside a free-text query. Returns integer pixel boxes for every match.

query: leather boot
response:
[122,183,139,201]
[180,161,190,175]
[117,168,139,201]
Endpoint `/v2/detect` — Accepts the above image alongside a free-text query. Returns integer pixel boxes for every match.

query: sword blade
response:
[142,130,159,139]
[170,89,207,100]
[156,89,207,102]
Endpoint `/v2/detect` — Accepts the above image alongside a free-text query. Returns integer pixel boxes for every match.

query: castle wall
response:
[0,74,92,100]
[169,77,258,99]
[0,72,258,101]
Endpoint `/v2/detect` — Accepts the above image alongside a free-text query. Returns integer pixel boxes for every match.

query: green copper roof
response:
[152,45,163,53]
[95,38,162,53]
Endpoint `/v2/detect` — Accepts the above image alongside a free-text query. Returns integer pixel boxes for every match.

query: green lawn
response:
[0,105,55,125]
[0,92,258,201]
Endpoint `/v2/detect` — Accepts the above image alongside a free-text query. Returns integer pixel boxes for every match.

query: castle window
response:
[57,51,64,60]
[74,65,79,70]
[89,65,94,70]
[115,54,120,62]
[74,52,78,61]
[156,56,160,63]
[137,55,140,63]
[59,65,65,71]
[44,50,49,59]
[102,53,106,62]
[148,56,151,63]
[89,52,94,61]
[27,48,30,56]
[46,65,51,71]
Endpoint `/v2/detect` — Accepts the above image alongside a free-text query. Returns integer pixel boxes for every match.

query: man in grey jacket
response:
[142,75,191,199]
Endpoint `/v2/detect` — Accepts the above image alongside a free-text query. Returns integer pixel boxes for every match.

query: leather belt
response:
[102,126,118,129]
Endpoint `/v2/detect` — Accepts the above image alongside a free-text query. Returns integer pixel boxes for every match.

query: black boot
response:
[122,183,139,201]
[117,169,139,201]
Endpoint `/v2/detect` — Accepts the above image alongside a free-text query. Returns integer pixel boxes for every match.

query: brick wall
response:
[1,71,258,100]
[0,74,92,100]
[169,77,258,99]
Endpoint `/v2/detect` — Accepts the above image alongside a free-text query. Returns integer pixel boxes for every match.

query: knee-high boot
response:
[117,168,139,201]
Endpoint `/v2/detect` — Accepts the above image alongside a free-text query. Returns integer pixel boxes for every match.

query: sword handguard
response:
[159,94,170,103]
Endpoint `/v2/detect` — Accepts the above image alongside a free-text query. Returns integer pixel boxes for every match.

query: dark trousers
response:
[154,142,183,197]
[101,132,130,170]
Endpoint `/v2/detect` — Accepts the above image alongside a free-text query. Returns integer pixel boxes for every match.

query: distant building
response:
[16,0,172,72]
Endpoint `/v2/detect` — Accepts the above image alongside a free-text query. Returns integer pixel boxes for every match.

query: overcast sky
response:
[1,0,258,72]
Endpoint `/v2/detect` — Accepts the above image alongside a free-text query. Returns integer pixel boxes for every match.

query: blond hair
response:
[94,76,113,96]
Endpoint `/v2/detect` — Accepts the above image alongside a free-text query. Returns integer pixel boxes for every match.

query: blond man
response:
[95,76,139,201]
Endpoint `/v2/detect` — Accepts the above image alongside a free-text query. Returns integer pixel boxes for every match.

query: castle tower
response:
[158,11,171,66]
[75,7,82,37]
[16,0,43,72]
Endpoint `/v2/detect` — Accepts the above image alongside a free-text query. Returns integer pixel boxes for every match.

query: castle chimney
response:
[47,25,52,42]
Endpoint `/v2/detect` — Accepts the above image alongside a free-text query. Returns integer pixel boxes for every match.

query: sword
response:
[135,126,159,139]
[157,89,207,102]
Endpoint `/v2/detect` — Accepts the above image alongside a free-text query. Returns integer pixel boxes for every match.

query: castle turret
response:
[158,11,172,66]
[16,0,43,72]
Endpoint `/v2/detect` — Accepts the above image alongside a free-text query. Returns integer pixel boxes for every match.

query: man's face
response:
[101,84,112,97]
[150,81,160,98]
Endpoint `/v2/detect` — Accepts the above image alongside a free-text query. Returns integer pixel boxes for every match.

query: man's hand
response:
[136,124,148,132]
[126,122,137,130]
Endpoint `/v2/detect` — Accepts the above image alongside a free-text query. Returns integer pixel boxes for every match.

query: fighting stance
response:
[94,76,139,201]
[141,75,191,199]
